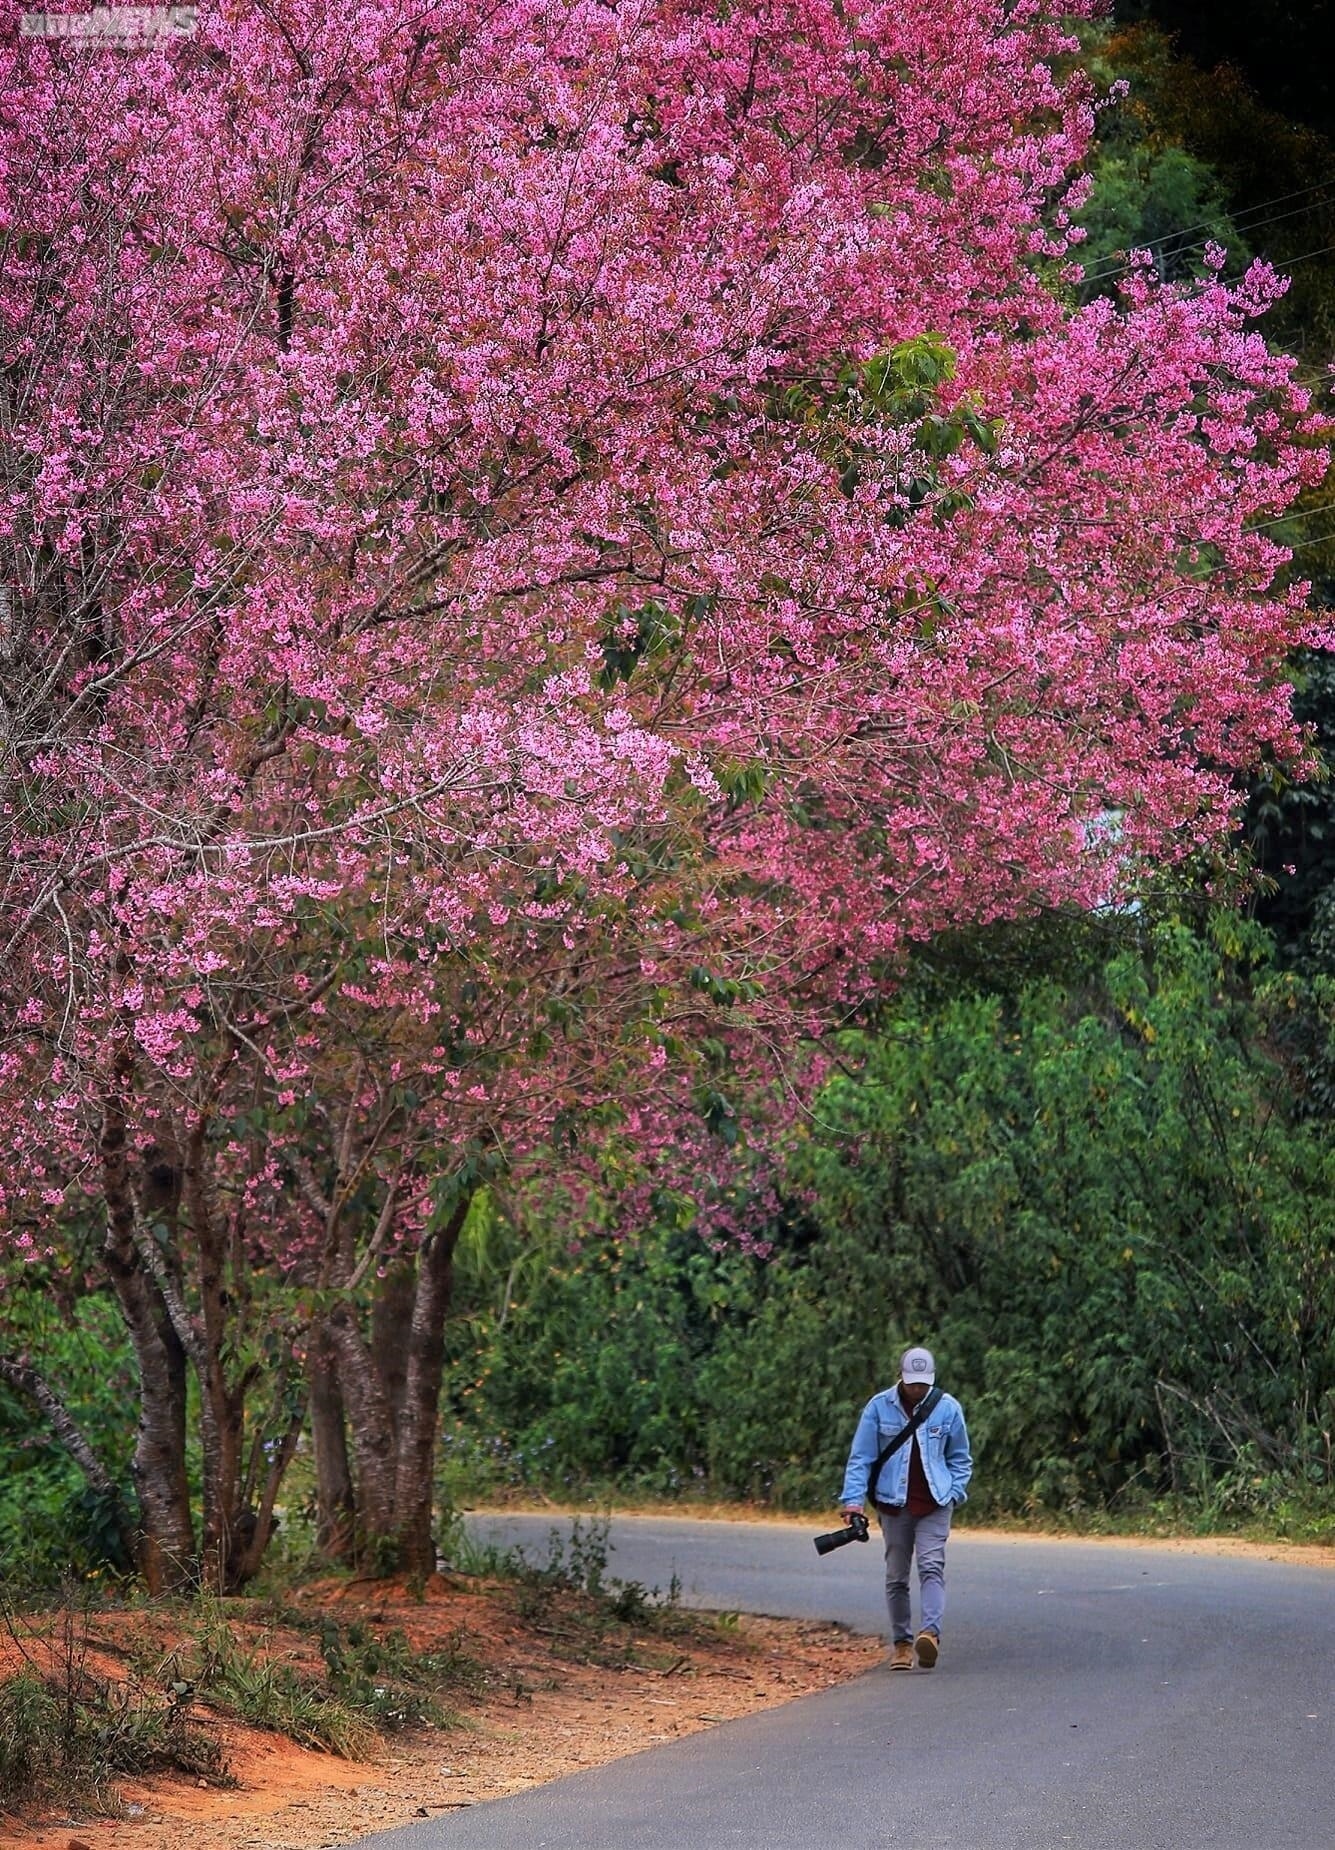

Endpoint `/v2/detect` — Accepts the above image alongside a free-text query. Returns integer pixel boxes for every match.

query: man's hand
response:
[841,1507,869,1541]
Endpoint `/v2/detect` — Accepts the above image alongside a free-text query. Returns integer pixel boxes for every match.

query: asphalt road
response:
[345,1513,1335,1850]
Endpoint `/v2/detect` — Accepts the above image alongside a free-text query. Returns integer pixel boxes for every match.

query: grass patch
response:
[496,1517,693,1668]
[0,1598,229,1817]
[0,1579,493,1824]
[151,1601,489,1752]
[0,1505,856,1830]
[180,1612,374,1758]
[313,1617,481,1730]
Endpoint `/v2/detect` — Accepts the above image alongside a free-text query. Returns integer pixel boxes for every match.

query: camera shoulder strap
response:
[866,1385,944,1506]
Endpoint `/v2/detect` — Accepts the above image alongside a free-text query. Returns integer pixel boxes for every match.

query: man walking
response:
[838,1345,972,1670]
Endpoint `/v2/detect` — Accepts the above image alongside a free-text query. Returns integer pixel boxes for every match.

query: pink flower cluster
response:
[0,0,1323,1271]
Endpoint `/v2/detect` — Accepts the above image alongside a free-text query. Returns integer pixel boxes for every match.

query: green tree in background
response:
[1078,20,1335,357]
[443,919,1335,1532]
[1076,26,1242,297]
[1123,0,1335,142]
[0,1288,138,1583]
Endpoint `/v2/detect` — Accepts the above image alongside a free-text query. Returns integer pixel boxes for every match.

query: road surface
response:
[344,1513,1335,1849]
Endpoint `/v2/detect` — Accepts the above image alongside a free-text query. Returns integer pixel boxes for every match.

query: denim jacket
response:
[839,1388,972,1511]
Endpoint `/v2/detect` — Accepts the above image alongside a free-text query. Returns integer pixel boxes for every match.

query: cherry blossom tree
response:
[1,0,1324,1584]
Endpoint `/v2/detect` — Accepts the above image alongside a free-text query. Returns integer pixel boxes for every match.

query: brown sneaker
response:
[888,1641,914,1671]
[915,1631,939,1669]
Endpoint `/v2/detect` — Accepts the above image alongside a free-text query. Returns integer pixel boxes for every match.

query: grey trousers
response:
[878,1503,953,1642]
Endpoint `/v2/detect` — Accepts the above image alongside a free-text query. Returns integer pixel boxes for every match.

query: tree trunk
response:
[328,1195,469,1575]
[181,1115,250,1590]
[229,1405,305,1584]
[99,1245,194,1589]
[0,1357,138,1570]
[309,1323,357,1561]
[101,1067,196,1591]
[327,1301,398,1553]
[391,1203,466,1577]
[371,1258,416,1440]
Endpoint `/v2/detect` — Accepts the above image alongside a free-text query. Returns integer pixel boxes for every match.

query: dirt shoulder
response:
[959,1526,1335,1568]
[0,1570,880,1850]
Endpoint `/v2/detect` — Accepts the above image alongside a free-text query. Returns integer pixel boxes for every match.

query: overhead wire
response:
[1077,182,1334,274]
[1072,175,1335,290]
[1247,504,1335,538]
[1078,189,1335,288]
[1273,241,1335,272]
[1083,173,1335,259]
[1280,526,1335,554]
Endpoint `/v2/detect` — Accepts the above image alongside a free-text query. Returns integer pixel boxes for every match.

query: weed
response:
[0,1593,228,1817]
[438,1520,527,1580]
[497,1520,688,1666]
[187,1612,372,1757]
[314,1618,481,1730]
[0,1672,61,1806]
[561,1518,612,1597]
[608,1579,652,1623]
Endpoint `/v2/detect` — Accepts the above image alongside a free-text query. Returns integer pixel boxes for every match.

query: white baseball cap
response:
[900,1346,936,1384]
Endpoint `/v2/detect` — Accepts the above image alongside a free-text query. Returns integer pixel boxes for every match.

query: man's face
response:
[901,1379,931,1407]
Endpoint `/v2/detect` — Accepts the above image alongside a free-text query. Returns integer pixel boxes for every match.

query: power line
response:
[1079,189,1335,286]
[1078,204,1335,289]
[1282,526,1335,554]
[1247,504,1335,537]
[1079,175,1335,261]
[1087,173,1335,260]
[1275,240,1335,272]
[1074,179,1335,289]
[1204,175,1335,230]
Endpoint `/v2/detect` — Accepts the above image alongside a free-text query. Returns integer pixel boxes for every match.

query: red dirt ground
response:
[0,1569,880,1850]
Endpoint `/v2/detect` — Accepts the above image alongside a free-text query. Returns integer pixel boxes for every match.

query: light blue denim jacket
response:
[839,1388,972,1511]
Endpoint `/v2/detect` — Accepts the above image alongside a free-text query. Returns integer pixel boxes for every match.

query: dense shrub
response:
[0,1298,137,1585]
[441,919,1335,1526]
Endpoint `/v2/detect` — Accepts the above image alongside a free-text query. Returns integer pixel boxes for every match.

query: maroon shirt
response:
[899,1383,941,1515]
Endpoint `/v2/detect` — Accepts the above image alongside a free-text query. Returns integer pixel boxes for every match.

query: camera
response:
[813,1510,870,1555]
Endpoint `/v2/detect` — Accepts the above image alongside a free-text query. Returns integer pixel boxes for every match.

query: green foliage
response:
[443,917,1335,1529]
[187,1611,373,1757]
[314,1619,480,1729]
[0,1295,137,1587]
[1074,35,1245,299]
[498,1519,686,1664]
[0,1602,227,1815]
[1247,651,1335,951]
[0,1673,62,1808]
[597,599,681,690]
[440,1219,761,1498]
[769,334,1000,510]
[1082,20,1335,362]
[1241,651,1335,1125]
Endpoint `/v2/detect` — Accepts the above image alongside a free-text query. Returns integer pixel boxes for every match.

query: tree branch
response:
[0,1354,138,1566]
